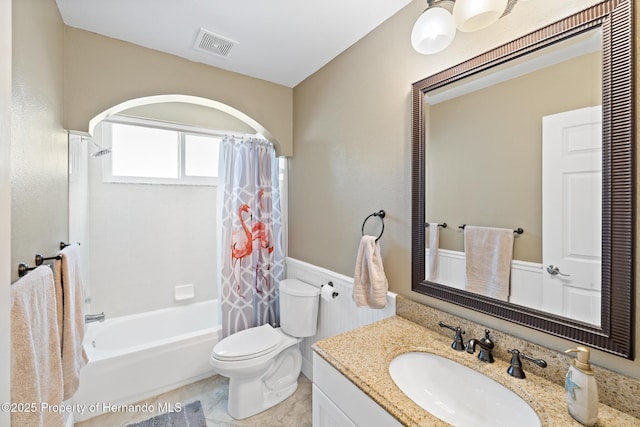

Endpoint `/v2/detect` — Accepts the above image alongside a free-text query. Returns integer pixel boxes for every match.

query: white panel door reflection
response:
[542,106,602,325]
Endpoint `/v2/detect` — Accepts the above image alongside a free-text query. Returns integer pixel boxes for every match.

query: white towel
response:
[464,226,514,301]
[428,223,440,281]
[11,266,64,427]
[353,235,388,308]
[54,243,88,400]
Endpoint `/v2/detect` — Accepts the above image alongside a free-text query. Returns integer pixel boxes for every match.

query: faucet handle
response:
[480,329,494,348]
[465,329,495,363]
[477,329,494,363]
[522,352,548,368]
[507,349,547,379]
[438,321,465,351]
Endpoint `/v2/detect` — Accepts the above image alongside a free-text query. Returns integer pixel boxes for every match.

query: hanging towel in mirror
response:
[464,226,514,301]
[428,223,440,281]
[353,235,388,308]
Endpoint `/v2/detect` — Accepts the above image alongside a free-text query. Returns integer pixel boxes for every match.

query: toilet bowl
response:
[210,279,320,419]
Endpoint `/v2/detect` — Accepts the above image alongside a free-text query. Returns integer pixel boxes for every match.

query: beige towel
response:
[54,243,88,400]
[11,266,64,427]
[428,223,440,281]
[353,235,388,308]
[464,226,514,301]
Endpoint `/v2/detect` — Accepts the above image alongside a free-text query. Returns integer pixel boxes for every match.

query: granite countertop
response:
[312,316,640,427]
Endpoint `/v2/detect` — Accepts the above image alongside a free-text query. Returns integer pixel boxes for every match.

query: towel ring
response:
[361,210,385,242]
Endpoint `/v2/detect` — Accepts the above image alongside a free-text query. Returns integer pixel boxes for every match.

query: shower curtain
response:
[218,136,284,338]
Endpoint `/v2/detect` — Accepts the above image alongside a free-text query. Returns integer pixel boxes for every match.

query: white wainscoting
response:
[425,249,544,310]
[285,258,396,379]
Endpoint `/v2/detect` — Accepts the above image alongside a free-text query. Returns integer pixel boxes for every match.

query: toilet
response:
[210,278,320,419]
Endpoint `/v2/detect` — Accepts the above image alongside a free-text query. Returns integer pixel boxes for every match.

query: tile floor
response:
[75,374,312,427]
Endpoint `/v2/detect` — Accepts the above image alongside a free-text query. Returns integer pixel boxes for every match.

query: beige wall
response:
[428,50,601,262]
[8,0,66,419]
[11,0,67,282]
[1,0,11,422]
[63,27,293,156]
[291,0,640,377]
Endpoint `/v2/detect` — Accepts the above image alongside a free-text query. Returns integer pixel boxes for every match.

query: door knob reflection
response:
[546,265,570,277]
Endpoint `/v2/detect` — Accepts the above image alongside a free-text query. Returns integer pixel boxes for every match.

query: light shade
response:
[411,7,456,54]
[453,0,508,32]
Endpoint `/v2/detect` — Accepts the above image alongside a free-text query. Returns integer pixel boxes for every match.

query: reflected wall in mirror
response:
[426,29,603,325]
[411,0,634,358]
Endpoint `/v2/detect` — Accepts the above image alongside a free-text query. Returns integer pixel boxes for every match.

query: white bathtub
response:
[73,300,220,422]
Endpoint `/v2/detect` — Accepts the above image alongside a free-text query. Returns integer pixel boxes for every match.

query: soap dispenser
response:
[565,347,598,426]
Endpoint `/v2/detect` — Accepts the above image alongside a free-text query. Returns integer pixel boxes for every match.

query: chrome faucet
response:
[507,349,547,379]
[438,321,465,351]
[465,329,494,363]
[84,312,105,323]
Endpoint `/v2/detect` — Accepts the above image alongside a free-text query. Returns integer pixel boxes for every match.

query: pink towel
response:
[464,226,514,301]
[54,242,88,400]
[11,266,64,427]
[353,235,388,308]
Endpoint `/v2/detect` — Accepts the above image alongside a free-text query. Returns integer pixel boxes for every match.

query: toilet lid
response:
[212,324,281,361]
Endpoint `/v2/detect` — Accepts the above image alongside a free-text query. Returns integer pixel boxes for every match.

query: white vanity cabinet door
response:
[313,352,402,427]
[313,385,357,427]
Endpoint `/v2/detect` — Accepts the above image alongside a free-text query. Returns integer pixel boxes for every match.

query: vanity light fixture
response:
[411,0,525,54]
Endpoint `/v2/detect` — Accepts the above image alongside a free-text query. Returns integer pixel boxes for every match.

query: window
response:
[184,134,219,178]
[101,117,221,185]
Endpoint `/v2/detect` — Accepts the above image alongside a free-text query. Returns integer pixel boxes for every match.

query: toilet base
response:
[226,345,302,420]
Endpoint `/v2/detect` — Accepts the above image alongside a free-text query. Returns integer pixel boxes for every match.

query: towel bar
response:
[425,222,447,228]
[17,242,79,278]
[18,254,62,278]
[458,224,524,234]
[17,263,37,278]
[35,254,62,266]
[60,241,80,250]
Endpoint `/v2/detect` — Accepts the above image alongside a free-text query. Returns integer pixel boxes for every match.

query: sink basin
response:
[389,352,540,427]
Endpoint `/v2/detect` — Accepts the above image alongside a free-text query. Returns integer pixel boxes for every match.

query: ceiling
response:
[55,0,413,88]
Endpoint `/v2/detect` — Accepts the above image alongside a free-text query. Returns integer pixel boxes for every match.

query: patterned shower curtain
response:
[218,136,284,338]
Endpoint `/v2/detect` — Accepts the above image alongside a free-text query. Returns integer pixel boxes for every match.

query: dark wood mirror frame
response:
[411,0,634,358]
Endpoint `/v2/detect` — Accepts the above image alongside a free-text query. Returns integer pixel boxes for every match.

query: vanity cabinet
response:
[312,352,402,427]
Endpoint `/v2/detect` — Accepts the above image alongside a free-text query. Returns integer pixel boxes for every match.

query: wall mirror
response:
[411,0,634,358]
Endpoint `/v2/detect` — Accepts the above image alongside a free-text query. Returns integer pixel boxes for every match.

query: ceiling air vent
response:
[193,28,237,58]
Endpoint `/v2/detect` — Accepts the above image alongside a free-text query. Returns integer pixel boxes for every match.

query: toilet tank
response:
[279,279,320,338]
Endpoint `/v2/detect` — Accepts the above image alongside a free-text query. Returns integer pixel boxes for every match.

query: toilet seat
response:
[212,324,282,361]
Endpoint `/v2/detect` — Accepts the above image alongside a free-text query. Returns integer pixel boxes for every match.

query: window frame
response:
[101,116,223,186]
